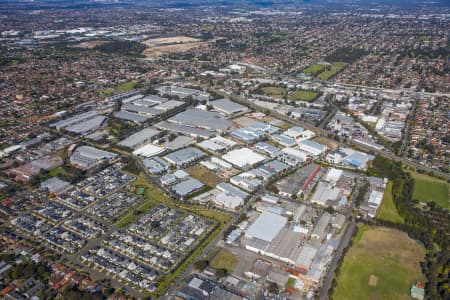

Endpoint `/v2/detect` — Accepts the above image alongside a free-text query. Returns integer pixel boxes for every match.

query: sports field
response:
[410,171,449,209]
[333,225,425,300]
[287,90,320,102]
[376,181,404,224]
[317,62,348,80]
[303,64,326,75]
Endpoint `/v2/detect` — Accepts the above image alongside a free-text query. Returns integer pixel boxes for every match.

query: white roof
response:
[281,147,308,161]
[132,144,164,157]
[324,168,343,185]
[222,148,266,168]
[245,211,287,242]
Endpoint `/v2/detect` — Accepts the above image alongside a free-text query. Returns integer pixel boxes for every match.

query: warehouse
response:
[168,109,232,133]
[132,144,165,157]
[65,115,106,135]
[40,177,72,194]
[209,99,248,115]
[298,140,328,156]
[230,173,262,192]
[155,121,215,139]
[254,142,280,157]
[163,147,206,167]
[51,110,99,130]
[69,146,118,170]
[118,128,161,149]
[157,85,210,102]
[172,177,204,197]
[152,100,183,111]
[222,148,266,169]
[310,182,340,206]
[113,110,148,123]
[197,136,236,153]
[272,134,297,147]
[245,211,287,243]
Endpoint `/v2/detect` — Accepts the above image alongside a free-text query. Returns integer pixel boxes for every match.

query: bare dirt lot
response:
[141,36,212,58]
[186,165,223,187]
[71,40,108,49]
[142,36,201,46]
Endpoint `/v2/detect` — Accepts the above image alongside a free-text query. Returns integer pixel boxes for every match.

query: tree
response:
[268,282,279,294]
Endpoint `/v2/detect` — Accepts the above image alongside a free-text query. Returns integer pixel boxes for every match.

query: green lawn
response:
[376,181,404,224]
[288,90,320,102]
[302,64,326,76]
[210,248,238,274]
[115,173,171,228]
[102,81,138,95]
[333,225,425,300]
[49,167,66,177]
[410,171,449,210]
[317,62,348,80]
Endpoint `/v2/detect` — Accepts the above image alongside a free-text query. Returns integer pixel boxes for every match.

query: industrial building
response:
[163,147,206,167]
[69,146,118,170]
[298,140,328,156]
[168,109,232,133]
[222,148,266,169]
[209,99,248,115]
[118,127,161,149]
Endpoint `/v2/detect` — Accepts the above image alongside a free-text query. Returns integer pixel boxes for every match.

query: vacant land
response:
[410,171,449,209]
[141,36,210,58]
[143,36,201,46]
[186,165,222,187]
[288,90,320,102]
[312,136,339,149]
[333,225,425,300]
[102,81,138,96]
[257,86,287,99]
[318,62,348,80]
[376,181,404,224]
[303,64,326,75]
[210,248,238,274]
[71,40,108,49]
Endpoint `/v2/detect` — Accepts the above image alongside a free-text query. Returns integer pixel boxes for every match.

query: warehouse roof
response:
[65,115,106,134]
[118,128,160,149]
[132,144,165,157]
[222,148,266,168]
[114,110,148,123]
[245,212,287,242]
[172,177,204,196]
[163,147,206,166]
[209,99,247,115]
[169,109,232,132]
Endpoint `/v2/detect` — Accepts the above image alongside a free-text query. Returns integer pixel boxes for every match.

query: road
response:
[318,178,364,300]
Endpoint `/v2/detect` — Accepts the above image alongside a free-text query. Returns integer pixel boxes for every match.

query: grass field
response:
[333,225,425,300]
[186,165,222,186]
[410,171,449,210]
[210,248,238,274]
[303,64,326,76]
[317,62,348,80]
[258,86,287,99]
[288,90,320,102]
[376,181,404,224]
[102,81,138,95]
